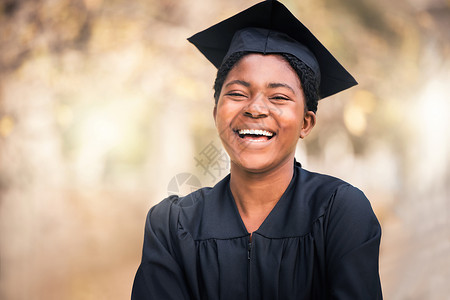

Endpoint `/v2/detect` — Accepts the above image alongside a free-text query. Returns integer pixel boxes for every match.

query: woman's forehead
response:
[226,54,302,88]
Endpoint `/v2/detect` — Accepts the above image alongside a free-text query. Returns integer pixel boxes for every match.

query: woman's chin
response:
[230,154,276,174]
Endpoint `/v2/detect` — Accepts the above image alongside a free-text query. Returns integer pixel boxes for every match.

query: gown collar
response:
[195,161,308,240]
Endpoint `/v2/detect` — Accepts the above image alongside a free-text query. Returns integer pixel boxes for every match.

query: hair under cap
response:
[188,0,357,99]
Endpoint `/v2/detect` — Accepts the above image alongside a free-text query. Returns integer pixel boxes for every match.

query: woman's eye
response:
[226,92,246,98]
[270,96,290,101]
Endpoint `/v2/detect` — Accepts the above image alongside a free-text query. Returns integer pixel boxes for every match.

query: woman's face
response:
[214,53,316,173]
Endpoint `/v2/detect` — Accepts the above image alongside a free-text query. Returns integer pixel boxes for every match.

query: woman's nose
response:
[243,95,269,119]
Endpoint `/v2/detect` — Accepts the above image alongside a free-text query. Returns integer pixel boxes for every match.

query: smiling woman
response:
[214,53,314,175]
[131,1,382,299]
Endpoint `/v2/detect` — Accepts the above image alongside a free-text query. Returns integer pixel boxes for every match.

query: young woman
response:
[132,1,382,299]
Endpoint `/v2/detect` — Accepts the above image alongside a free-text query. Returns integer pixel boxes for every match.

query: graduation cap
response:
[188,0,357,99]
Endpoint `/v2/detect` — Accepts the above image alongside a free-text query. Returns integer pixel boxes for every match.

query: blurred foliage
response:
[0,0,449,299]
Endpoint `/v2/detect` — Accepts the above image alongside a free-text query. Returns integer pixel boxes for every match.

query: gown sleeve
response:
[131,198,192,300]
[325,184,383,300]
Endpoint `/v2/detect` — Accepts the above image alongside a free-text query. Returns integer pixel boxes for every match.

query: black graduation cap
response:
[188,0,357,99]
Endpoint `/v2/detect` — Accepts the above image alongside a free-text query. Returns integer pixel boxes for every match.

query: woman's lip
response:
[241,136,270,142]
[236,128,274,137]
[233,130,276,144]
[233,128,277,137]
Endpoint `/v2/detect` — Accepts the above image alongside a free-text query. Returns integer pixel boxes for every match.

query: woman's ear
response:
[213,105,217,123]
[299,111,316,139]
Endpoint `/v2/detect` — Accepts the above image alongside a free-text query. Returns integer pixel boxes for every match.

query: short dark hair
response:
[213,52,321,113]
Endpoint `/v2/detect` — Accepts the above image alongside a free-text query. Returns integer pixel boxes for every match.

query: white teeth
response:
[238,129,274,137]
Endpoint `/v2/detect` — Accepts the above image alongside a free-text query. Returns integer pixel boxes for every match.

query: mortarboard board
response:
[188,0,357,99]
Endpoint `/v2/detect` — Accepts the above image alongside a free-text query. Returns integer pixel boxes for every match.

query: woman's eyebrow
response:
[224,80,250,88]
[267,82,296,94]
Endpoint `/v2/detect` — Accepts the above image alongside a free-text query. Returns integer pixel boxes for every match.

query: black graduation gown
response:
[132,162,382,299]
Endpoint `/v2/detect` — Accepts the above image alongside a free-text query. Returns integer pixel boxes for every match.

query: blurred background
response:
[0,0,448,299]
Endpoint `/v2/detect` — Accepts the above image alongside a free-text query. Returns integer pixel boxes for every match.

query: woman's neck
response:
[229,157,295,233]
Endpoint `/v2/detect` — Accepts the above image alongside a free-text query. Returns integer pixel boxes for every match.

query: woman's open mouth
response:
[235,129,276,142]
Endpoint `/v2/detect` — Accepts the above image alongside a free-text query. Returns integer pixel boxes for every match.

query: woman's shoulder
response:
[148,186,214,223]
[143,188,211,244]
[299,167,378,226]
[147,175,232,239]
[298,166,347,191]
[296,165,375,219]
